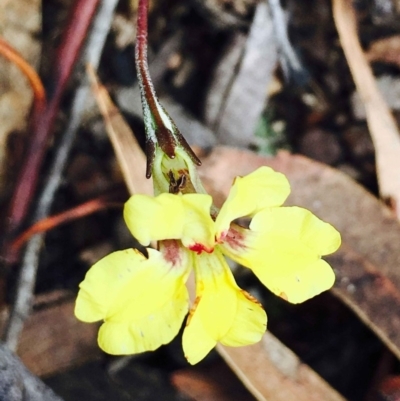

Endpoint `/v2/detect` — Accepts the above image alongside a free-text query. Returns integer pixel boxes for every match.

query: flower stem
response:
[135,0,201,177]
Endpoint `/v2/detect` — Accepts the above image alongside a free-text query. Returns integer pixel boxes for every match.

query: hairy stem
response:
[135,0,200,176]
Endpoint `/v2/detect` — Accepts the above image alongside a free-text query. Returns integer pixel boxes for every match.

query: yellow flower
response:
[75,167,341,364]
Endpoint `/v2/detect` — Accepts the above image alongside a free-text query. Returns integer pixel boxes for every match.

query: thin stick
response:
[0,37,46,117]
[333,0,400,216]
[3,0,99,243]
[2,0,119,350]
[10,199,120,256]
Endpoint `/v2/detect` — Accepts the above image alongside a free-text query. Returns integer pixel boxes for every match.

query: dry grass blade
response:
[217,335,345,401]
[332,0,400,216]
[87,65,152,196]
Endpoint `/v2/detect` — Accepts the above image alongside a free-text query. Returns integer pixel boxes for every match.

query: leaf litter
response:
[2,1,400,401]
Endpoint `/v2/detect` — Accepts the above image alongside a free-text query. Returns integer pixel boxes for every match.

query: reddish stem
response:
[135,0,200,175]
[4,0,100,241]
[136,0,176,160]
[10,198,121,256]
[136,0,158,118]
[0,37,46,119]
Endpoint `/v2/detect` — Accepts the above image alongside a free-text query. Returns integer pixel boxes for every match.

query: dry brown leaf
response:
[217,335,345,401]
[201,146,400,363]
[378,376,400,401]
[172,361,254,401]
[332,0,400,216]
[0,0,41,197]
[366,35,400,66]
[88,66,153,196]
[0,290,100,377]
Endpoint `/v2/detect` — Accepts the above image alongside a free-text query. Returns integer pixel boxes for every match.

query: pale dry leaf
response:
[0,0,41,198]
[205,32,247,128]
[366,35,400,66]
[217,335,345,401]
[172,362,254,401]
[87,66,153,196]
[0,290,100,377]
[332,0,400,217]
[209,2,277,147]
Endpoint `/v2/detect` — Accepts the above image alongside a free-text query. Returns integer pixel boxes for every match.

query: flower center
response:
[188,243,214,255]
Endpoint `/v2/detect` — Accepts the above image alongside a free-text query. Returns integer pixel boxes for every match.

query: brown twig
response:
[332,0,400,217]
[10,199,121,256]
[0,37,46,119]
[3,0,100,244]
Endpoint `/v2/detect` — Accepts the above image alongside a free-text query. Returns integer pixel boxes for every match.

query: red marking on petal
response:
[216,230,228,243]
[224,226,246,250]
[161,240,183,267]
[188,243,214,255]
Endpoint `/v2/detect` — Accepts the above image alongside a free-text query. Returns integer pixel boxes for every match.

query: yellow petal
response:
[75,247,190,354]
[98,283,188,354]
[124,193,215,251]
[221,222,314,270]
[215,167,290,238]
[181,296,217,365]
[221,207,340,303]
[75,248,147,322]
[261,259,335,304]
[250,206,341,255]
[225,238,334,304]
[221,290,266,347]
[182,250,266,364]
